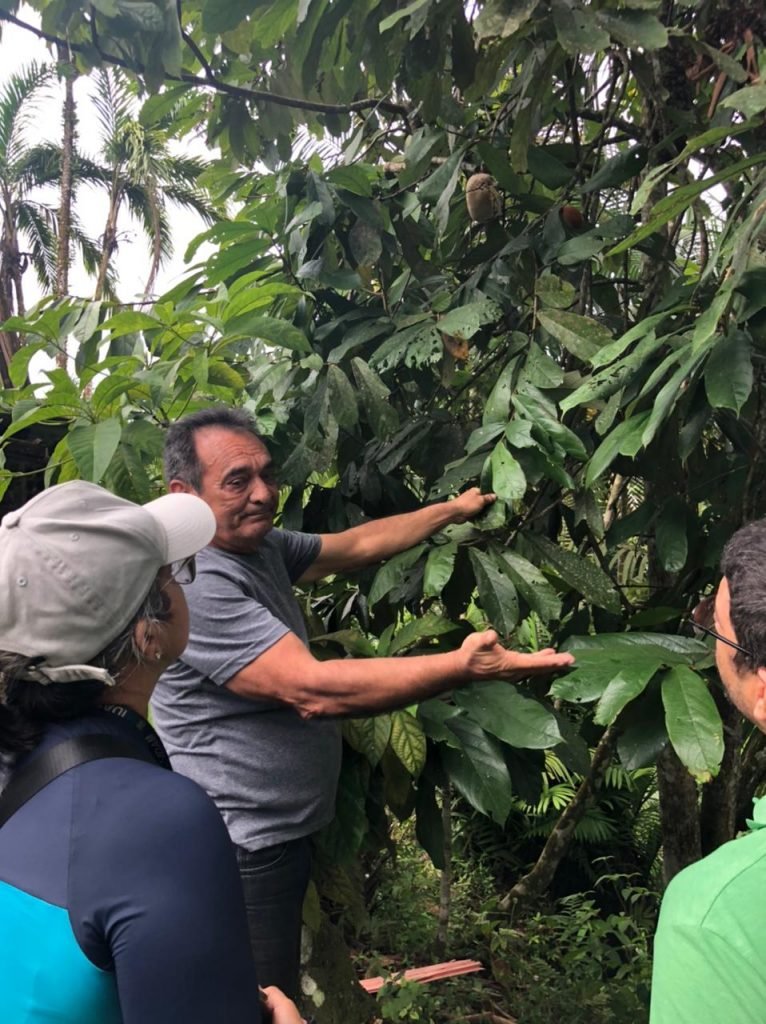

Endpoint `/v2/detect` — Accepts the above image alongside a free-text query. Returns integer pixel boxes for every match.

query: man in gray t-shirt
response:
[153,407,574,999]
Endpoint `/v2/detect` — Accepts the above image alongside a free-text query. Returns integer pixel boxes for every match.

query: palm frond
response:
[14,142,64,191]
[92,68,135,156]
[122,182,173,266]
[0,63,53,173]
[156,153,212,188]
[16,199,57,291]
[72,153,113,189]
[160,183,218,224]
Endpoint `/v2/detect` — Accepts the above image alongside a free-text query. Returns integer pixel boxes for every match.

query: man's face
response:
[714,577,753,718]
[184,427,279,554]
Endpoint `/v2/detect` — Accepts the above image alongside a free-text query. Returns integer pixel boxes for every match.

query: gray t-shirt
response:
[151,529,342,851]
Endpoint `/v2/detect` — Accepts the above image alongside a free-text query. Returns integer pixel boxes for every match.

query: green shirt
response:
[650,797,766,1023]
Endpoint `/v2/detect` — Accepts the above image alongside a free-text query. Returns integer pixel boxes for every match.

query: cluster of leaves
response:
[490,880,655,1024]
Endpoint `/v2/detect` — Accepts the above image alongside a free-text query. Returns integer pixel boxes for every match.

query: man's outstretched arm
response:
[226,629,574,718]
[299,487,496,582]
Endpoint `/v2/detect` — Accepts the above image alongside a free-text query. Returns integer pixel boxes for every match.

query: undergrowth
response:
[358,821,656,1023]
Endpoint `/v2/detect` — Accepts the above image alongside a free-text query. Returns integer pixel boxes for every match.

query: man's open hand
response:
[449,487,496,523]
[260,986,304,1024]
[461,629,575,683]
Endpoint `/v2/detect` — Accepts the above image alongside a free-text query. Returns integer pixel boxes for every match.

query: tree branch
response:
[499,724,619,912]
[0,9,410,119]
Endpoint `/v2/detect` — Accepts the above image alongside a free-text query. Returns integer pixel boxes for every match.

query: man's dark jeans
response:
[234,836,312,1001]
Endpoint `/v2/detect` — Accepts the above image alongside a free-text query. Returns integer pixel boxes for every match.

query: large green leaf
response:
[720,84,766,118]
[608,153,766,256]
[438,298,502,339]
[580,146,648,193]
[222,314,312,354]
[521,533,620,613]
[641,344,710,447]
[656,498,688,573]
[67,418,122,484]
[368,545,427,607]
[455,681,563,749]
[418,700,463,748]
[538,310,612,362]
[494,547,562,623]
[594,663,660,726]
[584,412,651,487]
[100,310,162,337]
[704,330,753,414]
[390,709,427,777]
[423,542,458,598]
[596,10,668,49]
[469,548,520,634]
[560,331,666,412]
[388,608,457,655]
[483,357,517,424]
[489,441,527,503]
[441,717,513,824]
[351,358,399,439]
[552,633,712,704]
[326,366,359,429]
[552,0,609,53]
[475,0,537,39]
[415,776,445,869]
[343,715,392,767]
[661,665,724,781]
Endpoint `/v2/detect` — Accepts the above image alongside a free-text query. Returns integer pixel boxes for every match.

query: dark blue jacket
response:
[0,710,261,1023]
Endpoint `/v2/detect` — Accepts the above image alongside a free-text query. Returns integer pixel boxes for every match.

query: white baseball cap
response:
[0,480,215,684]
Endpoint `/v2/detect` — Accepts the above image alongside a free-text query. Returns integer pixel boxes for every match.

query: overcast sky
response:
[1,6,213,307]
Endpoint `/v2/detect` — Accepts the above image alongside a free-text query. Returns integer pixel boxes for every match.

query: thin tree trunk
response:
[56,65,76,300]
[94,175,121,301]
[435,783,452,954]
[0,209,22,384]
[657,743,700,884]
[499,725,618,912]
[699,692,742,855]
[55,62,77,372]
[142,184,162,299]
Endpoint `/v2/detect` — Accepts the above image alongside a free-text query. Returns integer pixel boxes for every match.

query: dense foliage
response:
[1,0,766,1016]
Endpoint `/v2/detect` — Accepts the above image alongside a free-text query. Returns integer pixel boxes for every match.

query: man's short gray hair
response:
[163,407,262,491]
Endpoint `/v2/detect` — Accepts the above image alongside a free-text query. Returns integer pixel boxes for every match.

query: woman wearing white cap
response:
[0,481,303,1024]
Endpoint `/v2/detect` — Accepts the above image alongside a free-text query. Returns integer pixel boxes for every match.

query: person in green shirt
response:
[651,520,766,1023]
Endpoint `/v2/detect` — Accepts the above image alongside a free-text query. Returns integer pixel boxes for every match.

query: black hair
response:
[0,578,171,763]
[163,407,262,490]
[720,520,766,671]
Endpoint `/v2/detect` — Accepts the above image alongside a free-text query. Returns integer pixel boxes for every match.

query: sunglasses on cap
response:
[687,593,754,659]
[168,555,197,585]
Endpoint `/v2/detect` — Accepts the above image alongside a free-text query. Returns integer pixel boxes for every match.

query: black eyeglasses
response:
[687,594,754,659]
[168,555,197,585]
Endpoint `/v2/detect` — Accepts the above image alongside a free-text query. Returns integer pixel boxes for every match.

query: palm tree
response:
[0,63,109,383]
[0,63,55,379]
[89,69,218,300]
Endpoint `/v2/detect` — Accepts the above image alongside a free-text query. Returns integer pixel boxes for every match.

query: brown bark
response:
[657,743,701,884]
[55,66,76,301]
[699,692,743,855]
[435,783,452,954]
[0,207,23,385]
[94,175,121,301]
[499,725,618,912]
